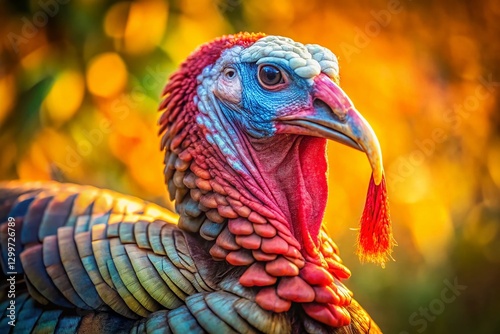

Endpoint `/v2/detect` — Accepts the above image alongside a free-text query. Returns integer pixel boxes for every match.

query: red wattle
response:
[357,173,394,267]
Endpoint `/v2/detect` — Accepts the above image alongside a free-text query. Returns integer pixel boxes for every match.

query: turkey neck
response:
[240,134,329,256]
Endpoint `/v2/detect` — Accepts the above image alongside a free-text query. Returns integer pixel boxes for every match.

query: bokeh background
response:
[1,0,499,332]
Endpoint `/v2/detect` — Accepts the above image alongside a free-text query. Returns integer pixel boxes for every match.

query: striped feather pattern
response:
[0,183,212,316]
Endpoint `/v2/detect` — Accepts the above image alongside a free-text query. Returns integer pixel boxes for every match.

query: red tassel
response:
[357,173,394,267]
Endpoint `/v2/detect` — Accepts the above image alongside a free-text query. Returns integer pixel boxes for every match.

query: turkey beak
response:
[280,74,384,184]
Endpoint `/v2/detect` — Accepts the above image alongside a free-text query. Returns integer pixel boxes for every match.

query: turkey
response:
[0,33,394,333]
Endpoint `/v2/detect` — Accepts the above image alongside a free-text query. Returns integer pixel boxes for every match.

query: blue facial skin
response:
[218,62,312,140]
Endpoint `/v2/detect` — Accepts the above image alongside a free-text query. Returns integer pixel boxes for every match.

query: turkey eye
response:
[258,65,284,88]
[224,68,236,79]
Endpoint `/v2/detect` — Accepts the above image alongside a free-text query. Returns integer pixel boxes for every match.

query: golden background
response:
[1,0,499,332]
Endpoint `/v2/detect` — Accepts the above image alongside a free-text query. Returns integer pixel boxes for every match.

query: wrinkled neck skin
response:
[197,93,329,263]
[240,133,329,260]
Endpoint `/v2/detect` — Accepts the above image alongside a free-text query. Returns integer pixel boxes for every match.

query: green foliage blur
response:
[0,0,499,332]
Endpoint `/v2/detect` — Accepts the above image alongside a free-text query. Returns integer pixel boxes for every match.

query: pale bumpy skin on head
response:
[240,35,340,83]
